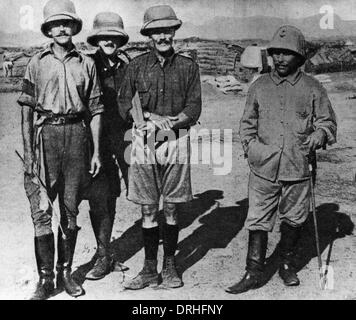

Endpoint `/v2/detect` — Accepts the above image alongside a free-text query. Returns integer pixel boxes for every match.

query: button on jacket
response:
[118,50,202,124]
[18,44,104,116]
[239,69,337,182]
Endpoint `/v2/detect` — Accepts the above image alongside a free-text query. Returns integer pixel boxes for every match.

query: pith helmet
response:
[87,12,129,47]
[41,0,82,38]
[140,5,182,36]
[267,25,306,60]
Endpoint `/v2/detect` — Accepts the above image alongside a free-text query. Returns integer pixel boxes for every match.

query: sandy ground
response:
[0,75,355,300]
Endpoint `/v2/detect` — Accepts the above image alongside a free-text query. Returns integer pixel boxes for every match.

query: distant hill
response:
[1,14,356,47]
[0,30,46,47]
[188,14,356,40]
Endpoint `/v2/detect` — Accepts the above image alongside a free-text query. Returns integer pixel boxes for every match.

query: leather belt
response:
[42,113,85,125]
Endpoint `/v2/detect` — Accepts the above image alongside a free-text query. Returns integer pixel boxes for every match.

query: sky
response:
[1,0,356,33]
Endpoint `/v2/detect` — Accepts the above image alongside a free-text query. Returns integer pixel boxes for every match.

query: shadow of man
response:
[175,198,248,276]
[264,203,354,282]
[72,189,224,286]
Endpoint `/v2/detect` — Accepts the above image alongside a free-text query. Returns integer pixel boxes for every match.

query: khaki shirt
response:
[18,44,104,116]
[240,69,337,182]
[118,50,202,124]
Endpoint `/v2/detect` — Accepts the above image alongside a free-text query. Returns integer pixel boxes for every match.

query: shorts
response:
[127,129,192,205]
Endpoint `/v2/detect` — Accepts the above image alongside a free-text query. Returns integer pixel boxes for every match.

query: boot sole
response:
[225,287,257,294]
[56,280,85,297]
[225,282,263,294]
[29,287,55,300]
[155,283,183,290]
[156,279,184,289]
[279,272,300,286]
[124,280,159,290]
[85,275,107,281]
[282,280,300,286]
[66,289,85,298]
[85,271,110,281]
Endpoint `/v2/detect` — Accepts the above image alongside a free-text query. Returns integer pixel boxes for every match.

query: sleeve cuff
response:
[182,107,200,124]
[17,93,36,108]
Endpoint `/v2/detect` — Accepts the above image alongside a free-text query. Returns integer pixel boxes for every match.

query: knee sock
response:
[142,227,159,260]
[163,224,179,257]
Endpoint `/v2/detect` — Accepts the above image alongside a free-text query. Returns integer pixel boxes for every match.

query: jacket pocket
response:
[247,139,281,181]
[294,112,313,135]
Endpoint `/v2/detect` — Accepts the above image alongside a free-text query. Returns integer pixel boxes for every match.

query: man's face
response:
[97,37,121,57]
[271,49,302,77]
[48,19,75,46]
[149,28,175,54]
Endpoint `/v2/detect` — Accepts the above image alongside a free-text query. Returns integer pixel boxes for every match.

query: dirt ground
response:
[0,73,355,300]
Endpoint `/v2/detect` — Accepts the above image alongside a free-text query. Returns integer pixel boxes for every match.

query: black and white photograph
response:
[0,0,355,303]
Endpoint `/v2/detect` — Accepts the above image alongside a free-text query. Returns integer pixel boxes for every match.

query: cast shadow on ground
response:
[71,189,225,287]
[175,198,248,277]
[263,203,354,283]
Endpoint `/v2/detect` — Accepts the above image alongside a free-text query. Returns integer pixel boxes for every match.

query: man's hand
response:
[303,129,326,151]
[24,150,34,175]
[89,152,101,178]
[135,121,155,136]
[150,114,178,130]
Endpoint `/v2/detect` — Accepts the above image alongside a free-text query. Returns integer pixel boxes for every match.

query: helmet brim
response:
[87,29,129,47]
[41,13,82,38]
[267,46,306,62]
[140,19,182,36]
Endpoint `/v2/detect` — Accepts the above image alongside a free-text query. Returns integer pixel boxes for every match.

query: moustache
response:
[54,32,70,37]
[157,40,171,45]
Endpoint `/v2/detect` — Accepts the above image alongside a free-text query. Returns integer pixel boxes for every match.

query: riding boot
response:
[56,227,85,297]
[278,222,301,286]
[225,230,268,294]
[86,209,115,280]
[30,234,55,300]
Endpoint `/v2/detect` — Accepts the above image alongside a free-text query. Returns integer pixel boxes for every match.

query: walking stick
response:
[308,154,325,289]
[15,150,67,239]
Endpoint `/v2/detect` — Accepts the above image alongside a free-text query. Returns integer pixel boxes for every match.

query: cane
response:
[15,150,67,239]
[307,153,325,289]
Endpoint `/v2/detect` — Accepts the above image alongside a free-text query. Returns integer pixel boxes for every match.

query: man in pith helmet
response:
[226,25,337,294]
[18,0,104,299]
[118,5,202,290]
[84,11,131,280]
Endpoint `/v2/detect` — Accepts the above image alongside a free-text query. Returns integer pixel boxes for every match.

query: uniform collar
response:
[270,68,302,86]
[96,49,123,70]
[148,49,176,69]
[40,43,82,62]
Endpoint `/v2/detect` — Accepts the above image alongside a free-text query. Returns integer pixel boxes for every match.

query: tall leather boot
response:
[30,234,55,300]
[278,222,301,286]
[225,230,268,294]
[56,227,85,297]
[86,209,114,280]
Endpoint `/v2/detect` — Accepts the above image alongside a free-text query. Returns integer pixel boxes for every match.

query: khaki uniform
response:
[18,44,104,236]
[118,50,202,205]
[240,69,337,231]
